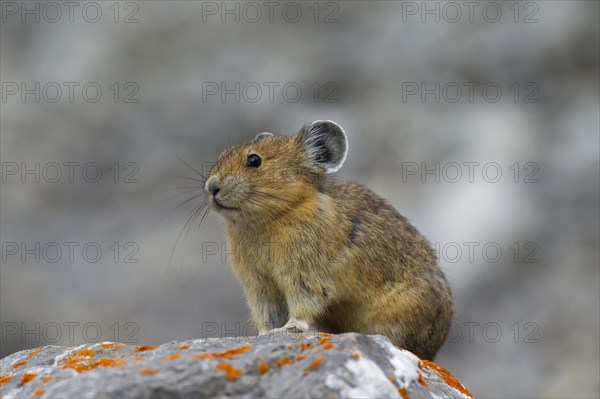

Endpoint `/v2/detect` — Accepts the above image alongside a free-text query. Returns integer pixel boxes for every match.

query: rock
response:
[0,333,472,398]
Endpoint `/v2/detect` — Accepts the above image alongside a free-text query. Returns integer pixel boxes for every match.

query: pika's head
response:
[205,120,348,224]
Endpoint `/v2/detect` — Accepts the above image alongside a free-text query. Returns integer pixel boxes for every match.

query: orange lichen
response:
[418,373,429,388]
[216,362,243,381]
[77,349,96,357]
[256,356,270,375]
[135,345,157,352]
[303,357,325,374]
[12,361,27,369]
[320,343,334,351]
[100,343,122,350]
[60,349,96,372]
[60,349,125,373]
[33,389,45,397]
[388,375,395,383]
[317,334,335,352]
[41,376,53,384]
[97,358,126,368]
[299,343,314,352]
[141,368,160,375]
[422,360,473,398]
[278,357,292,367]
[318,335,333,346]
[179,344,190,350]
[194,345,252,360]
[26,348,42,360]
[352,353,360,360]
[6,349,40,369]
[133,357,143,362]
[0,376,13,386]
[309,358,325,369]
[20,373,37,385]
[296,355,305,361]
[162,353,182,362]
[399,387,410,399]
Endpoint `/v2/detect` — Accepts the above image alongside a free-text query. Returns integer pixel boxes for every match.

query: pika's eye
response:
[247,154,262,168]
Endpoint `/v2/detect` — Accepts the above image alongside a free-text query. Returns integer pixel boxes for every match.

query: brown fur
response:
[204,124,453,360]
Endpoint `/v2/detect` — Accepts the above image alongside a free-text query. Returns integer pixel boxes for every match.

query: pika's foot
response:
[268,317,317,335]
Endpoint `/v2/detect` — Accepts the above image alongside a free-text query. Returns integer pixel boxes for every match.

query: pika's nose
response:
[205,175,221,196]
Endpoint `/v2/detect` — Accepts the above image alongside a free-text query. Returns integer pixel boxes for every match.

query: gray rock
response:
[0,333,472,398]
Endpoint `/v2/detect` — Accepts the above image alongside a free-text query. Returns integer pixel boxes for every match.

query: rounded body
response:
[205,121,453,360]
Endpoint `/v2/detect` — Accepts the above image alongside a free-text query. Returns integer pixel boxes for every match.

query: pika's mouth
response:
[210,196,238,212]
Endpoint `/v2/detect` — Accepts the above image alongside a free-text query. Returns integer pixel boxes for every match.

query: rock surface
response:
[0,333,472,399]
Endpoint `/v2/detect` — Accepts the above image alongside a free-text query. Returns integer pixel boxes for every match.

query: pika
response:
[204,120,453,360]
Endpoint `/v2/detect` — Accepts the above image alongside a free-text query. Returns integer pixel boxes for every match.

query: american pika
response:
[204,120,453,360]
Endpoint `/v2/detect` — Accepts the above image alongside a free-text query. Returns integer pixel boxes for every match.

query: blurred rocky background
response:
[1,1,598,398]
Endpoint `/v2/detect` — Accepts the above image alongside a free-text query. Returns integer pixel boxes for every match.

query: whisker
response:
[161,175,206,184]
[150,192,206,235]
[169,149,207,180]
[155,188,201,207]
[159,185,200,194]
[190,207,208,236]
[183,201,209,250]
[197,206,211,231]
[149,173,206,184]
[188,201,208,231]
[165,200,206,277]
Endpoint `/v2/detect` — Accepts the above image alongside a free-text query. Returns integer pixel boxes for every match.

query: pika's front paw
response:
[268,317,316,335]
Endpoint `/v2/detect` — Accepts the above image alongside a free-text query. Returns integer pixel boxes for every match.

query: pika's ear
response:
[301,120,348,173]
[255,132,274,141]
